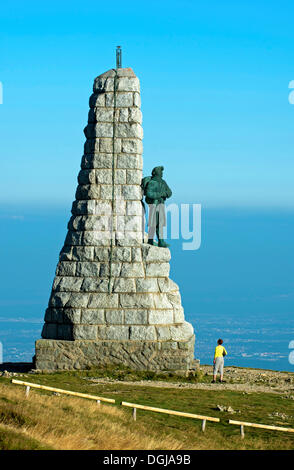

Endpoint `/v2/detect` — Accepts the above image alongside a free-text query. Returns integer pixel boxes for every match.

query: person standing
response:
[212,339,227,383]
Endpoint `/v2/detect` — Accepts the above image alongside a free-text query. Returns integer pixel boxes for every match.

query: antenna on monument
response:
[116,46,122,69]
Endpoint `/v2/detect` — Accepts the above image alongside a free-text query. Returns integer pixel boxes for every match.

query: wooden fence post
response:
[25,386,30,398]
[202,419,206,432]
[97,400,101,407]
[133,407,137,421]
[240,425,245,439]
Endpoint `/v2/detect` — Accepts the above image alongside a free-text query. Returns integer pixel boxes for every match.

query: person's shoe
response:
[148,239,154,245]
[211,380,216,383]
[158,239,170,248]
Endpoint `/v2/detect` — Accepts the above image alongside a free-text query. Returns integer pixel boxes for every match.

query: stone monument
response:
[35,63,196,371]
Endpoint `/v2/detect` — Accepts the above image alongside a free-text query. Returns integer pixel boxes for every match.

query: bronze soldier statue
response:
[141,166,172,248]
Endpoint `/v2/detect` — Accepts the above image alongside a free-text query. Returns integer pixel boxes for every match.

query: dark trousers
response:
[148,204,164,241]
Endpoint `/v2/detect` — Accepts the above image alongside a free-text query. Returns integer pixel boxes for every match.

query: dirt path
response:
[2,363,294,396]
[86,366,294,396]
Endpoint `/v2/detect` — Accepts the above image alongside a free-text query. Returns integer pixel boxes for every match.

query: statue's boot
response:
[158,239,170,248]
[148,239,157,246]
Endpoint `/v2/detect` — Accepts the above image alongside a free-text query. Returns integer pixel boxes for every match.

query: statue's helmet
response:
[152,166,164,176]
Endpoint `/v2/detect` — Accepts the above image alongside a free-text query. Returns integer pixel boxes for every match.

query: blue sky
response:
[1,1,294,208]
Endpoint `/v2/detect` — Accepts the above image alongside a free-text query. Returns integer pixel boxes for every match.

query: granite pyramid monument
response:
[35,66,195,371]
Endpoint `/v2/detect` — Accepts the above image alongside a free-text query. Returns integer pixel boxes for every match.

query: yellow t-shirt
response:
[214,345,227,358]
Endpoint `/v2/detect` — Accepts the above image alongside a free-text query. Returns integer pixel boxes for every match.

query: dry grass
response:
[0,383,185,450]
[1,379,294,450]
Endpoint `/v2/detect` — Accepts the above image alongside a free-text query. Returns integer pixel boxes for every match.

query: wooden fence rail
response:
[121,401,220,432]
[11,379,115,404]
[228,419,294,439]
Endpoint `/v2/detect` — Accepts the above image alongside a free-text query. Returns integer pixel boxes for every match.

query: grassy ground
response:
[0,365,294,450]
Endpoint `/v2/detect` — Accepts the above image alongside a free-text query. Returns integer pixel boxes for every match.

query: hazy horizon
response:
[0,205,293,371]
